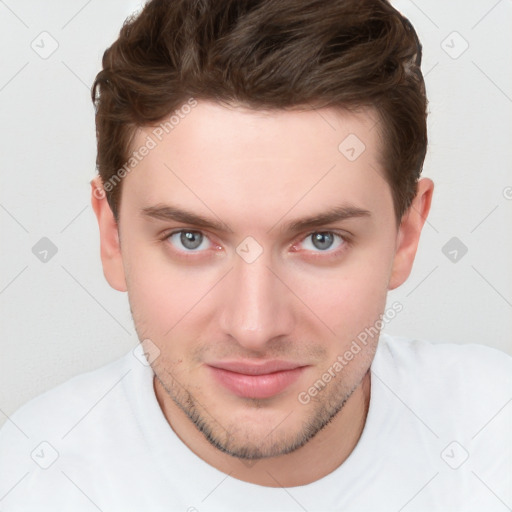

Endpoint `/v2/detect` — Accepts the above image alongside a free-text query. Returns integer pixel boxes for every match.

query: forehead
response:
[120,100,392,231]
[134,100,381,166]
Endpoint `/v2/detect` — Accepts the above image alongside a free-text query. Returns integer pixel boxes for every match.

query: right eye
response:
[166,230,213,252]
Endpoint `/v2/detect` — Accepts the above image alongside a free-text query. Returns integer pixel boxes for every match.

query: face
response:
[94,100,425,461]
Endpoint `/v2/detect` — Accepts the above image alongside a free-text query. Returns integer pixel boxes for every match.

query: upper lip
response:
[208,360,306,375]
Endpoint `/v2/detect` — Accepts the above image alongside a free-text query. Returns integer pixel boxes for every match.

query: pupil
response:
[181,231,202,250]
[312,232,333,250]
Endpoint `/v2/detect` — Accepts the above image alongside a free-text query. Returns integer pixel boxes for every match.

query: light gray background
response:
[1,0,511,429]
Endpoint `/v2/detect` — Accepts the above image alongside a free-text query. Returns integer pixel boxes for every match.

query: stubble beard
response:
[152,363,371,461]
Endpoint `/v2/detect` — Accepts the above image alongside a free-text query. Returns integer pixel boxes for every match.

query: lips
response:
[207,360,308,399]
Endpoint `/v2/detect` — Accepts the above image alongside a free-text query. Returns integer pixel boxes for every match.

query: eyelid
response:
[302,229,351,240]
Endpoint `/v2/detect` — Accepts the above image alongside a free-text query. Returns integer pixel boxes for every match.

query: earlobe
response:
[388,178,434,290]
[90,177,127,292]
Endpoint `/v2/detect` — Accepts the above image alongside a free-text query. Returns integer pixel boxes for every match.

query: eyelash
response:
[159,229,351,260]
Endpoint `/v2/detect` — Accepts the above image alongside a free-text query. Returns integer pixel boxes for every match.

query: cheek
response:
[286,252,391,342]
[123,241,213,335]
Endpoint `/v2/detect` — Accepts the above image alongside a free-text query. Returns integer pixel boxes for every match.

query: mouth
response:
[206,360,309,399]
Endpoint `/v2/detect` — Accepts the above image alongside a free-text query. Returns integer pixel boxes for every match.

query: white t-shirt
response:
[0,333,510,512]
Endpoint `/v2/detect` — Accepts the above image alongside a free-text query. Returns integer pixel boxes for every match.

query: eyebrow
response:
[141,204,371,234]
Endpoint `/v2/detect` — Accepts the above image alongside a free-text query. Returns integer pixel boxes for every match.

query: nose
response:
[218,250,295,352]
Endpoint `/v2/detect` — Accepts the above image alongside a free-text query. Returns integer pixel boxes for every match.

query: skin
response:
[91,100,433,487]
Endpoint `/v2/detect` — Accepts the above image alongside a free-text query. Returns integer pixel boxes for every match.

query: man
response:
[0,0,510,510]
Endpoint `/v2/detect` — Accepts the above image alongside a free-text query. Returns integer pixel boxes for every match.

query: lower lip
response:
[208,366,307,399]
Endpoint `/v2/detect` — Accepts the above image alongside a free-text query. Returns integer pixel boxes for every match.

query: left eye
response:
[300,232,345,252]
[167,230,212,251]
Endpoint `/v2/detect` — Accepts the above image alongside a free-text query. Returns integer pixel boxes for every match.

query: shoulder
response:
[0,349,154,508]
[0,351,137,466]
[377,332,512,381]
[373,333,512,419]
[2,353,133,437]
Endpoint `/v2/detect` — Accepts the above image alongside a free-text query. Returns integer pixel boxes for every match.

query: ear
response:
[388,178,434,290]
[90,176,127,292]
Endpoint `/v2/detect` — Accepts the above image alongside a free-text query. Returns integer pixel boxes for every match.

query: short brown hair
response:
[92,0,427,223]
